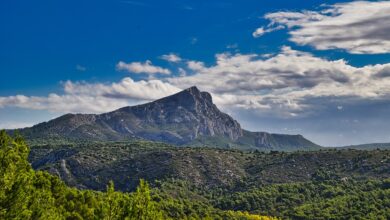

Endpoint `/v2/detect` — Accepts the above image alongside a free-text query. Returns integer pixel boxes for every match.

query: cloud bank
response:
[255,1,390,54]
[0,78,180,113]
[2,47,390,119]
[168,47,390,117]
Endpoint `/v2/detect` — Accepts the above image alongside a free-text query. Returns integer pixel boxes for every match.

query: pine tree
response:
[125,179,164,220]
[102,180,123,220]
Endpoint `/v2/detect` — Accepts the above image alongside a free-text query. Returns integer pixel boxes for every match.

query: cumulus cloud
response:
[256,1,390,54]
[116,60,171,74]
[160,53,182,63]
[187,61,205,71]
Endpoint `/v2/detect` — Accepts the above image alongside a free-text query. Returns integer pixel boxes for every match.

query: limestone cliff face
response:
[253,132,274,149]
[121,86,243,141]
[249,131,320,151]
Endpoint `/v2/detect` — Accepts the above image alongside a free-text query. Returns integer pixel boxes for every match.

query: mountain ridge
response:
[17,86,320,151]
[339,142,390,150]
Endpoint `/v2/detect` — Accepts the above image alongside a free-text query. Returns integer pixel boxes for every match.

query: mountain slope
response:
[18,86,320,151]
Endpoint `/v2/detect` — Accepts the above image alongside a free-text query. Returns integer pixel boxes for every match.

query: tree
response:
[103,180,123,220]
[0,130,34,219]
[126,179,164,220]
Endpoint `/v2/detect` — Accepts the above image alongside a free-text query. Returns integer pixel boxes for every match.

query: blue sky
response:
[1,0,390,146]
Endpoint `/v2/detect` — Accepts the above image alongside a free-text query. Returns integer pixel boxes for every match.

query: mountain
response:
[18,86,320,151]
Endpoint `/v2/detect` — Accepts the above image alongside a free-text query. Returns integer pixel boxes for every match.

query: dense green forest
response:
[1,131,389,219]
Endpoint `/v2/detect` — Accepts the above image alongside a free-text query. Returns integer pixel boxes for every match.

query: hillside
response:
[27,141,390,219]
[17,87,320,151]
[29,141,390,192]
[0,130,278,220]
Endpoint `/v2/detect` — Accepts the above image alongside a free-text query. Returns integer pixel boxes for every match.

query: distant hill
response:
[17,86,320,151]
[340,142,390,150]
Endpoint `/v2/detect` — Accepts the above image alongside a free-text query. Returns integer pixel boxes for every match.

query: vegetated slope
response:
[17,86,320,151]
[28,141,390,219]
[29,142,390,192]
[0,131,277,220]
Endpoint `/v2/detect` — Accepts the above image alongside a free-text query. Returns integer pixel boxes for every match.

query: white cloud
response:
[256,1,390,54]
[160,53,182,63]
[64,77,180,101]
[252,25,283,38]
[168,46,390,117]
[187,61,205,71]
[0,94,130,114]
[116,60,171,74]
[0,78,180,114]
[252,27,266,38]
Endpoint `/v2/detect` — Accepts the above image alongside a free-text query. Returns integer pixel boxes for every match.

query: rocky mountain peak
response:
[184,86,201,94]
[153,86,213,111]
[182,86,212,102]
[123,86,243,142]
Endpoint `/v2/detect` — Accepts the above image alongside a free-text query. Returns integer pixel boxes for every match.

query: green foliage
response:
[208,178,390,219]
[0,130,34,219]
[0,131,166,219]
[125,179,163,220]
[2,131,388,219]
[0,131,274,220]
